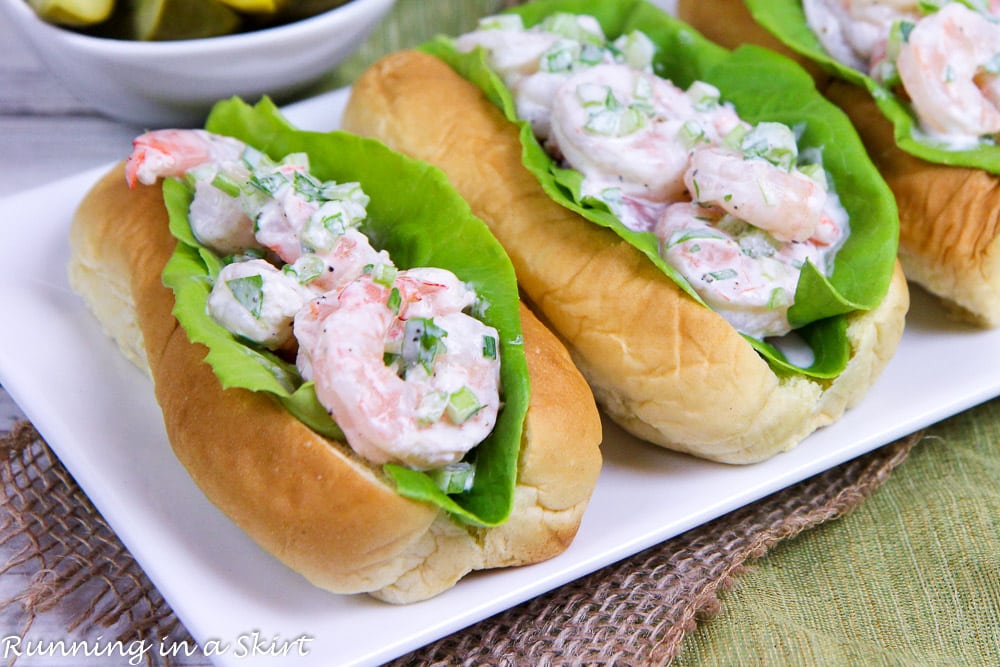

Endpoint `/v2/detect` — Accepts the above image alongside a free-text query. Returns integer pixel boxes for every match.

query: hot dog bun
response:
[677,0,1000,327]
[67,161,603,604]
[342,49,909,464]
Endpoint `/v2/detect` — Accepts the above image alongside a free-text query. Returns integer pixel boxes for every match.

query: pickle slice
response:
[216,0,289,15]
[132,0,241,40]
[27,0,114,26]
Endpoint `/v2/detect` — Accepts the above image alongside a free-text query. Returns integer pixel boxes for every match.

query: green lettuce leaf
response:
[422,0,898,379]
[744,0,1000,171]
[161,97,529,527]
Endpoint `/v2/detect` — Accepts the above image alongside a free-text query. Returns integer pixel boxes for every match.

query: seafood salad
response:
[127,129,502,475]
[803,0,1000,149]
[456,13,849,340]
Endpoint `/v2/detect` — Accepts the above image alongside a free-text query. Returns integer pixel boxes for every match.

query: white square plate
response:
[1,88,998,666]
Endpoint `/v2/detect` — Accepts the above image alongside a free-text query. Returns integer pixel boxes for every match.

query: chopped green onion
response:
[240,145,269,171]
[292,170,326,201]
[416,390,449,425]
[210,172,242,198]
[634,75,652,101]
[387,287,402,315]
[281,152,310,169]
[226,274,264,319]
[756,176,776,206]
[541,40,579,73]
[320,181,370,208]
[741,122,798,171]
[223,248,266,265]
[482,334,498,359]
[402,317,448,374]
[578,43,606,66]
[723,124,750,151]
[370,262,397,288]
[383,351,401,372]
[301,200,359,252]
[798,162,828,188]
[541,12,603,45]
[577,82,611,107]
[871,60,900,88]
[447,386,484,424]
[704,268,738,282]
[667,229,724,247]
[428,462,475,494]
[282,254,326,285]
[585,106,647,137]
[686,80,721,111]
[679,120,707,148]
[613,30,655,69]
[478,13,523,31]
[767,287,792,310]
[249,171,288,197]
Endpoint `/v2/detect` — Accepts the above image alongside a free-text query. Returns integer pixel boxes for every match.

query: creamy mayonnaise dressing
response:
[125,129,502,473]
[457,13,849,339]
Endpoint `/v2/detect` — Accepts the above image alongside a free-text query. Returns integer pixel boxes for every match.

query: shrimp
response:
[896,2,1000,142]
[125,128,262,256]
[456,15,609,141]
[549,65,738,209]
[455,27,563,86]
[295,271,501,470]
[125,128,246,187]
[684,146,827,243]
[656,203,800,338]
[803,0,921,72]
[206,258,312,351]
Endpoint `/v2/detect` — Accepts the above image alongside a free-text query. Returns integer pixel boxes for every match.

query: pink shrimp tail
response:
[123,129,214,189]
[124,143,150,188]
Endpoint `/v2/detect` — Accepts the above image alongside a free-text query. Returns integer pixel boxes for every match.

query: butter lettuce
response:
[161,97,529,527]
[422,0,899,378]
[744,0,1000,171]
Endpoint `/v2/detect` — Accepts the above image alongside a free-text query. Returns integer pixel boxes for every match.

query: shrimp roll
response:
[342,0,909,463]
[678,0,1000,326]
[67,98,602,603]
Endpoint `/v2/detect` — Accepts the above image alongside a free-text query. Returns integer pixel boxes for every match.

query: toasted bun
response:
[677,1,1000,327]
[67,163,602,603]
[342,50,909,463]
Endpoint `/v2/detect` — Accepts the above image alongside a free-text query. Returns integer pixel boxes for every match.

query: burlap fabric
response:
[0,419,918,666]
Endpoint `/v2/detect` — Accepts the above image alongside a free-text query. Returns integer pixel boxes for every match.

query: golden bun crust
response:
[676,0,831,86]
[342,50,908,463]
[67,163,602,603]
[678,0,1000,327]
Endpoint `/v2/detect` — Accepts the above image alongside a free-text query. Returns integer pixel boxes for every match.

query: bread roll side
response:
[68,163,602,602]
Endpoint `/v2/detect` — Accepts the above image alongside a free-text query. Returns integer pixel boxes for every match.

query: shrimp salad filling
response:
[128,129,503,477]
[803,0,1000,149]
[456,13,850,340]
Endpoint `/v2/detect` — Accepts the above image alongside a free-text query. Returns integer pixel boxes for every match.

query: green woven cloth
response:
[330,2,1000,664]
[674,395,1000,667]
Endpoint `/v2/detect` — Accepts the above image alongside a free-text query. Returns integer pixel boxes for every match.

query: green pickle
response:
[27,0,355,40]
[27,0,114,26]
[131,0,241,40]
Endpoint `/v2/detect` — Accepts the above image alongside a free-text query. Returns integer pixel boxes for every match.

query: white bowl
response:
[0,0,395,127]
